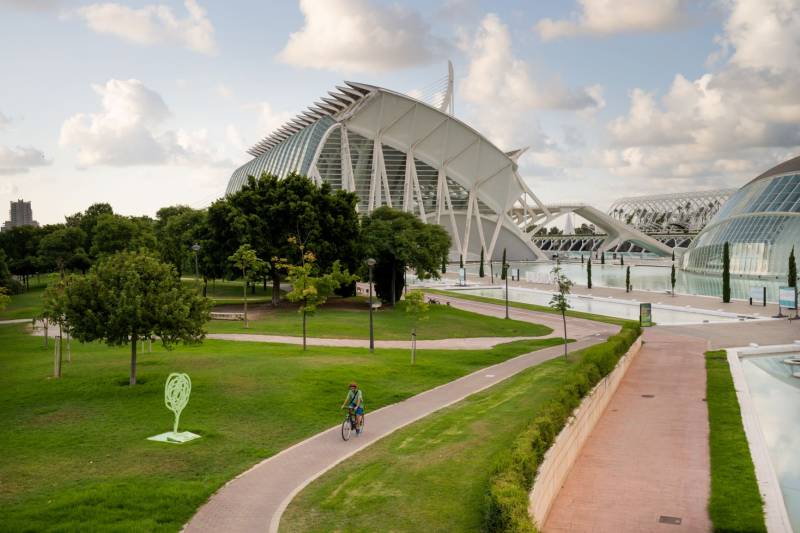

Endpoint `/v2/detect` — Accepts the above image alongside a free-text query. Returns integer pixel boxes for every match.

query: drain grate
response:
[658,516,682,525]
[641,394,655,398]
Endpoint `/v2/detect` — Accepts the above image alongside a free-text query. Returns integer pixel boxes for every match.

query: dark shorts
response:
[351,406,364,415]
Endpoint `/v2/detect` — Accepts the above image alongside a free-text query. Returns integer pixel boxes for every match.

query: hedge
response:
[483,321,642,532]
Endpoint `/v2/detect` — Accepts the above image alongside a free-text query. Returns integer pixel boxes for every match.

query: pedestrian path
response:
[543,328,711,532]
[185,301,617,533]
[206,333,546,350]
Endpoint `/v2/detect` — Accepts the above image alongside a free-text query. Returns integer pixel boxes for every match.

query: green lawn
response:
[425,288,632,326]
[0,323,562,532]
[705,350,766,533]
[0,286,46,320]
[207,298,552,340]
[281,357,572,532]
[180,278,276,305]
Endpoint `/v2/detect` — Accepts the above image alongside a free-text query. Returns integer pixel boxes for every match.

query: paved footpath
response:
[544,328,711,533]
[185,301,617,533]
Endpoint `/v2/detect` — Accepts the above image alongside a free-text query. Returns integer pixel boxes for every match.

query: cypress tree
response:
[501,248,507,280]
[722,241,731,303]
[626,265,631,293]
[671,249,675,262]
[441,254,447,274]
[671,263,676,296]
[479,248,485,278]
[459,254,463,269]
[620,255,624,266]
[789,246,797,288]
[587,258,592,289]
[601,251,605,264]
[581,254,584,265]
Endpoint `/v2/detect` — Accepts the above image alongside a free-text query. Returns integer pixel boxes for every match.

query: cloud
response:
[0,145,51,175]
[73,0,217,55]
[278,0,444,72]
[59,78,231,168]
[604,0,800,185]
[459,13,603,148]
[0,111,10,129]
[215,83,232,99]
[536,0,688,41]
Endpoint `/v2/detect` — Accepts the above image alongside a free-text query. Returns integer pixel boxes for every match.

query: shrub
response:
[483,322,641,532]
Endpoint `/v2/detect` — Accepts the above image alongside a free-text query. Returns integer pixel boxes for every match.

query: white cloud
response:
[248,101,294,135]
[0,111,10,129]
[59,78,231,168]
[536,0,687,41]
[215,83,232,99]
[278,0,444,72]
[459,13,603,148]
[0,145,51,175]
[604,0,800,185]
[73,0,217,55]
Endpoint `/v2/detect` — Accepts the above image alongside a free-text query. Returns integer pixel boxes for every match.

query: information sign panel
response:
[779,286,797,309]
[640,303,653,326]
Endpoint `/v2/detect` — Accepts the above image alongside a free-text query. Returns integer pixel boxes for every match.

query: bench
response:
[210,312,245,321]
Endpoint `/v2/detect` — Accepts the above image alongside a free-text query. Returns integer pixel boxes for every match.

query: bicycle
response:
[341,407,365,441]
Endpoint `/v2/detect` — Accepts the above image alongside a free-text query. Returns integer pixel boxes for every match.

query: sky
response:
[1,0,799,225]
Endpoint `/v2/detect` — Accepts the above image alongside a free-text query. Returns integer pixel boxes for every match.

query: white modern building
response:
[225,66,667,261]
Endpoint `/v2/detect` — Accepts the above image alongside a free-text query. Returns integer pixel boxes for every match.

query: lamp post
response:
[191,243,201,287]
[504,262,510,319]
[367,258,376,352]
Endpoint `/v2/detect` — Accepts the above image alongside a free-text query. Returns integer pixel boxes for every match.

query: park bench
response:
[210,312,245,321]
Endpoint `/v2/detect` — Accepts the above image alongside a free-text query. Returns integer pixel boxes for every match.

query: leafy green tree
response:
[587,257,592,289]
[479,248,485,278]
[789,247,797,288]
[66,202,113,251]
[285,248,354,350]
[361,207,450,305]
[0,287,10,312]
[156,206,206,278]
[722,241,731,303]
[548,265,573,359]
[228,244,263,328]
[38,227,87,278]
[62,251,210,385]
[671,263,677,296]
[501,248,507,280]
[42,278,70,377]
[404,289,428,364]
[0,225,46,289]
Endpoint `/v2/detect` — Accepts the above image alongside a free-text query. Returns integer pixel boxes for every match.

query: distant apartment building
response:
[1,199,39,231]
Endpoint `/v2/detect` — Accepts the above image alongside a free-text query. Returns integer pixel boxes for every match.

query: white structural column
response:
[463,188,475,259]
[472,193,487,256]
[340,126,355,192]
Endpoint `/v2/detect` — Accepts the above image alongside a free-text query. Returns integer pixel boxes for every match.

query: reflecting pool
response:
[448,286,752,325]
[741,354,800,531]
[465,261,786,303]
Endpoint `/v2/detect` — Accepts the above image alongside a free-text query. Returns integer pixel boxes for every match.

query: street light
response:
[504,262,510,319]
[191,243,201,287]
[367,258,376,352]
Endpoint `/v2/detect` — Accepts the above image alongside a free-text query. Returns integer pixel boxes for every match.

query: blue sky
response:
[1,0,799,224]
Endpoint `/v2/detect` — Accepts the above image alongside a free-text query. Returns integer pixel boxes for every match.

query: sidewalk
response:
[543,328,711,532]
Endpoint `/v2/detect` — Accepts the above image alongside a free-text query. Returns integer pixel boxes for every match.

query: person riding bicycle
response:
[341,382,364,434]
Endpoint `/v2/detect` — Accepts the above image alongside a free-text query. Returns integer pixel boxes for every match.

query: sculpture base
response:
[147,431,201,444]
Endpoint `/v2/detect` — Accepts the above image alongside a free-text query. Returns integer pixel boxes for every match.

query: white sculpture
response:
[147,372,201,444]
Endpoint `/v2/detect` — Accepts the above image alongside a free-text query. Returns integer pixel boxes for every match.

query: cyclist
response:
[341,382,364,434]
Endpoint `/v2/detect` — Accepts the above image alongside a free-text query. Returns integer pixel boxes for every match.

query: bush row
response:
[483,322,642,533]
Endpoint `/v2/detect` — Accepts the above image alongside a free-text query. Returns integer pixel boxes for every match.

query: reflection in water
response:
[453,287,743,325]
[465,262,786,303]
[742,355,800,531]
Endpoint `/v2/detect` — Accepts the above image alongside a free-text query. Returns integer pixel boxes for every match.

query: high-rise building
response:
[1,199,39,231]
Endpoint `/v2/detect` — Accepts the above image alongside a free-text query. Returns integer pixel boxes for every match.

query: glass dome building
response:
[682,155,800,277]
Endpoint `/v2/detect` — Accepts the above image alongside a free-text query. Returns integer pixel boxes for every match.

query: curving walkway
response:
[185,299,618,533]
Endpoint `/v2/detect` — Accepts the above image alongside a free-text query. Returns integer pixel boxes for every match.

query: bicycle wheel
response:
[358,412,365,433]
[341,416,352,441]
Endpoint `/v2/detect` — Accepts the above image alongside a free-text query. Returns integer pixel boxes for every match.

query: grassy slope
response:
[705,350,766,533]
[207,300,552,340]
[0,324,561,532]
[425,288,632,327]
[281,358,571,533]
[0,287,46,320]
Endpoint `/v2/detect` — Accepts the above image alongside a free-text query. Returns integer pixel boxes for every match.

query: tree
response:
[404,289,428,364]
[441,254,447,274]
[722,241,731,303]
[66,202,113,252]
[620,255,624,266]
[42,278,69,377]
[0,287,10,312]
[38,227,87,278]
[671,248,675,262]
[587,257,592,289]
[501,248,507,280]
[89,214,139,258]
[228,244,263,328]
[600,251,605,264]
[285,239,354,350]
[790,247,797,288]
[479,248,485,278]
[625,266,631,293]
[62,251,210,385]
[548,265,573,359]
[459,254,464,269]
[361,207,450,305]
[670,263,677,296]
[155,206,206,277]
[0,225,46,289]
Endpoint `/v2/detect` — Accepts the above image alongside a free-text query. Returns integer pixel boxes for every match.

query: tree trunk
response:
[272,274,280,307]
[130,335,138,386]
[203,277,208,297]
[43,319,49,348]
[53,331,61,378]
[302,310,307,351]
[562,311,568,359]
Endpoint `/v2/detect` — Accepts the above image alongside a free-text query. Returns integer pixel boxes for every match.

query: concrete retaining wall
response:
[528,336,643,528]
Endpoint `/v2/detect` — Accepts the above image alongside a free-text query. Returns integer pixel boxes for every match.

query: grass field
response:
[705,350,766,532]
[281,357,572,532]
[0,285,46,320]
[0,323,562,532]
[207,298,553,340]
